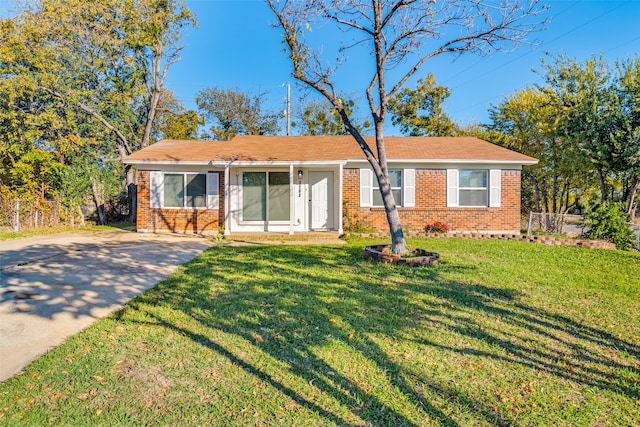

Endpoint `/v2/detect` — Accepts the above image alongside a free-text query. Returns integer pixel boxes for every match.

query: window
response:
[372,170,402,207]
[360,169,415,208]
[447,169,501,208]
[164,173,206,208]
[459,170,487,207]
[149,171,219,209]
[242,171,290,222]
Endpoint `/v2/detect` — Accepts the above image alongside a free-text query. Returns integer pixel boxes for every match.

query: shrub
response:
[425,220,450,233]
[343,202,376,233]
[582,202,636,251]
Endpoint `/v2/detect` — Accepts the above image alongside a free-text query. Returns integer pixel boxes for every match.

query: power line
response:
[440,1,580,87]
[447,1,633,121]
[448,1,629,92]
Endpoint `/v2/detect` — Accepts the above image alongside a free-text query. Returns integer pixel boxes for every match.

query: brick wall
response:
[343,168,522,233]
[136,170,222,234]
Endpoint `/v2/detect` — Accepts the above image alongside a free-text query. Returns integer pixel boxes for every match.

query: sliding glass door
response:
[242,171,290,222]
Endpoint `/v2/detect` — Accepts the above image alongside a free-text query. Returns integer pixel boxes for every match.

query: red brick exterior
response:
[136,170,223,234]
[342,168,522,233]
[136,167,522,235]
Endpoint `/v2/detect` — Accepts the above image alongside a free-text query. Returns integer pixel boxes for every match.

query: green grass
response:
[1,238,639,426]
[0,222,135,240]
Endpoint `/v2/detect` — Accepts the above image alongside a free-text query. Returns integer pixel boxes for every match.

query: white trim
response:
[289,164,295,235]
[345,159,535,167]
[126,160,349,167]
[338,163,344,234]
[127,158,537,167]
[447,169,459,207]
[224,164,230,235]
[403,169,415,208]
[489,169,501,207]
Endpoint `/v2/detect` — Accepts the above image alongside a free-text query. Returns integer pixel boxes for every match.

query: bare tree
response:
[266,0,547,254]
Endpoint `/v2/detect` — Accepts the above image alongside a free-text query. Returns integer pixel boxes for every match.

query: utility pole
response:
[286,82,291,136]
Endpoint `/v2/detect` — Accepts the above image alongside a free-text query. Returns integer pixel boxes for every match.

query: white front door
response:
[310,171,334,230]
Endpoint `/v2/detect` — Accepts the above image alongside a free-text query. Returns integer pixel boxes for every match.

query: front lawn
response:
[1,238,639,426]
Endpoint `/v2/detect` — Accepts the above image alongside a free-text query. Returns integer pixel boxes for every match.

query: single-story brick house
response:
[123,135,537,235]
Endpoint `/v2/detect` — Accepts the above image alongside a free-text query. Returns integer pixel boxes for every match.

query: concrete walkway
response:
[0,230,213,381]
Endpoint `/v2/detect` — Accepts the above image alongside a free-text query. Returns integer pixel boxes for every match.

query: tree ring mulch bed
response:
[364,244,439,266]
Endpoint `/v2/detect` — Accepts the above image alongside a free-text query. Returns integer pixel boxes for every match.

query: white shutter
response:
[150,171,163,208]
[360,168,372,207]
[447,169,459,207]
[489,169,501,207]
[206,172,220,209]
[403,169,415,207]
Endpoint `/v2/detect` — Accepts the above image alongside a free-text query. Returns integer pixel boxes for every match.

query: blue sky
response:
[164,0,640,134]
[2,0,638,133]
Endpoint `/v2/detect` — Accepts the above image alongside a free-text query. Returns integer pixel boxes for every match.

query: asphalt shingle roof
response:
[123,135,537,164]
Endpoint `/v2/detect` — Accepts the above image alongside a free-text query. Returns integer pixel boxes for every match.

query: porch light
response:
[297,170,303,182]
[297,170,303,197]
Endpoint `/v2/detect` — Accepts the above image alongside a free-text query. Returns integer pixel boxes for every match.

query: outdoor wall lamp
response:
[297,170,303,196]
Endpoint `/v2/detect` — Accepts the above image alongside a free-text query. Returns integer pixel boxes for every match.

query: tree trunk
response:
[91,178,107,225]
[126,164,137,222]
[531,175,542,213]
[373,118,408,255]
[141,89,161,149]
[541,179,550,214]
[597,168,607,202]
[128,182,137,224]
[381,187,408,254]
[551,173,559,214]
[77,205,85,226]
[627,178,639,218]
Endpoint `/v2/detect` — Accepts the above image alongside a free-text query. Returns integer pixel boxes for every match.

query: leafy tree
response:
[0,0,195,222]
[196,87,281,140]
[389,73,456,136]
[539,54,626,204]
[583,201,636,251]
[157,109,203,140]
[617,56,640,217]
[293,99,371,135]
[267,0,547,254]
[489,86,592,215]
[153,92,203,140]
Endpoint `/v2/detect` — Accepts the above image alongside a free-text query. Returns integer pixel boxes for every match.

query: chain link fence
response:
[526,212,640,250]
[0,197,63,232]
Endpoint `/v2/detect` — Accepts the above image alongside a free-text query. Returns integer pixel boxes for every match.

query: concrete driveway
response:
[0,229,213,382]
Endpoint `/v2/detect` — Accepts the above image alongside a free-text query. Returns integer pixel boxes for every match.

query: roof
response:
[123,135,538,165]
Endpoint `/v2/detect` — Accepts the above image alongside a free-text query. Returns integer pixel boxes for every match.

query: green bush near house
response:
[582,201,636,250]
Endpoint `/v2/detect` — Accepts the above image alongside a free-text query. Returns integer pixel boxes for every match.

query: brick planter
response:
[364,245,439,266]
[350,232,617,250]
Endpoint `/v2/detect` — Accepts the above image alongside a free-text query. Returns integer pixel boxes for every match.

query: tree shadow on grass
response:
[127,244,639,426]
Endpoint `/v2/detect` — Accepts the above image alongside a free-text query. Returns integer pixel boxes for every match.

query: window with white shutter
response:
[149,171,219,209]
[447,169,501,208]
